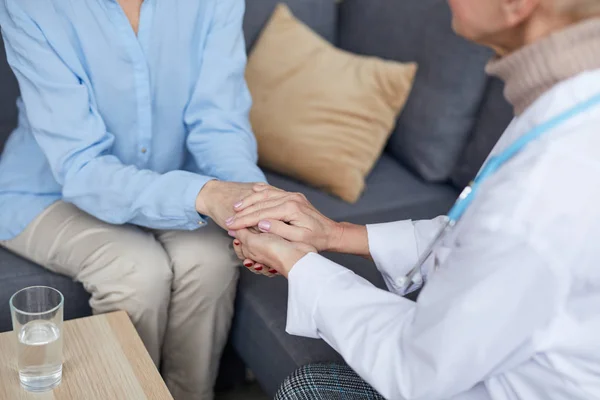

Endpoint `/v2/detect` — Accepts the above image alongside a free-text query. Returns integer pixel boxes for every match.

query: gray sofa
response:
[0,0,513,397]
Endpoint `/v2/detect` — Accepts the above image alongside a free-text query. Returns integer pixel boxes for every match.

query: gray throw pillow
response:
[338,0,493,181]
[450,78,514,189]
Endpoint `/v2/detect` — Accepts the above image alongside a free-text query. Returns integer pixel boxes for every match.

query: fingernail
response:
[228,230,236,237]
[233,201,243,209]
[233,240,240,246]
[244,262,253,267]
[258,220,271,232]
[225,217,234,226]
[269,269,278,274]
[254,266,263,271]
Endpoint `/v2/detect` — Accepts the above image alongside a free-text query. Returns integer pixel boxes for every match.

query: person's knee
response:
[277,364,384,400]
[276,365,317,400]
[171,246,239,302]
[110,244,173,319]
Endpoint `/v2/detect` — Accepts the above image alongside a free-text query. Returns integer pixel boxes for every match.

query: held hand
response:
[232,236,273,277]
[231,229,316,278]
[195,180,257,229]
[226,185,343,252]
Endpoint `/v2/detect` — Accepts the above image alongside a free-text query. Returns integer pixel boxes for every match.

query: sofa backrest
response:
[0,32,19,153]
[243,0,337,51]
[337,0,511,184]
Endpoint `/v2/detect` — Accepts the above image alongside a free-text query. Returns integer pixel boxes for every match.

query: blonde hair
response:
[552,0,600,18]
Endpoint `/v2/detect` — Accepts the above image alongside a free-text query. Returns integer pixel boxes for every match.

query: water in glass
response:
[17,319,63,390]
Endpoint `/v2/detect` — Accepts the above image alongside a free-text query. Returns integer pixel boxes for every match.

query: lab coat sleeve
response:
[286,220,564,400]
[366,217,448,295]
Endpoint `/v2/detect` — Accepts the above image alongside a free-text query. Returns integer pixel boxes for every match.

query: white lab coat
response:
[285,69,600,400]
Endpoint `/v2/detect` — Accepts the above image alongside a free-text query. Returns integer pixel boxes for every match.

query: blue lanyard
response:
[447,91,600,224]
[397,92,600,293]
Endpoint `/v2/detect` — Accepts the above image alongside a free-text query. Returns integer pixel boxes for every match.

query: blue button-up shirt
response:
[0,0,266,240]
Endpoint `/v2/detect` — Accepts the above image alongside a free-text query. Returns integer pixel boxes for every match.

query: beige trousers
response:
[1,201,240,400]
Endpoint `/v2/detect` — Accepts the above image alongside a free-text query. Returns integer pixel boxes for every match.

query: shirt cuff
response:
[238,165,267,184]
[216,164,267,184]
[286,253,352,338]
[367,221,420,293]
[183,175,215,228]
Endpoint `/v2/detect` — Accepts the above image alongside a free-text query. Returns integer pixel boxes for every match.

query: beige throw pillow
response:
[246,4,417,203]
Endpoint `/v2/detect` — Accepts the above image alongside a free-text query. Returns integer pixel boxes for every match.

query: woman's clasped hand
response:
[225,184,342,278]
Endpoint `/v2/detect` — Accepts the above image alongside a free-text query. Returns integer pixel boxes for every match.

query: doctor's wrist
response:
[327,222,370,257]
[277,248,311,278]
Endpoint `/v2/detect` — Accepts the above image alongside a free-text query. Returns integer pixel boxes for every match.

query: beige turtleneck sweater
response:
[486,18,600,116]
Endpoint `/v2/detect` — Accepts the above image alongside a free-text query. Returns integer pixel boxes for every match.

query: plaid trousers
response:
[275,363,386,400]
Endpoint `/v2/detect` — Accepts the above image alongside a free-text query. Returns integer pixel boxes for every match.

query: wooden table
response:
[0,311,173,400]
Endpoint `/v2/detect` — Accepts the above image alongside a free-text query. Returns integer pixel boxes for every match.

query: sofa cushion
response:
[0,248,92,333]
[451,77,514,188]
[0,32,19,152]
[265,154,458,225]
[338,0,492,182]
[232,253,386,396]
[243,0,337,51]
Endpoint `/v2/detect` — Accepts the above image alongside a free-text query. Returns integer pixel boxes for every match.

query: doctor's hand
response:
[231,228,316,278]
[226,184,343,252]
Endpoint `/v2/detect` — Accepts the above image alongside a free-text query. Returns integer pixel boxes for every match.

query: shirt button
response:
[198,221,206,226]
[141,147,147,154]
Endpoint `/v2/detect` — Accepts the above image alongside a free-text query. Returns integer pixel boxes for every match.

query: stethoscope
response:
[396,92,600,294]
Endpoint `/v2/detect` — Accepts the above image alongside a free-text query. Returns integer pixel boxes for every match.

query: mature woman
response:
[227,0,600,398]
[0,0,264,398]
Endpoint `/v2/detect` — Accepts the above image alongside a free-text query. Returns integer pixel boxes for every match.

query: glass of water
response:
[10,286,64,392]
